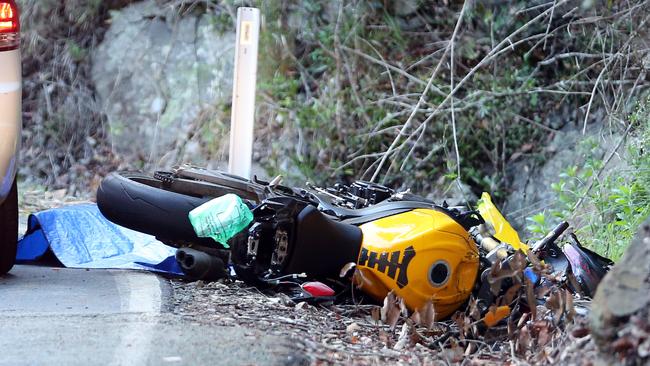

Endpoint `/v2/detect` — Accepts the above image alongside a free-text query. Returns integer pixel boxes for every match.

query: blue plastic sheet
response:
[17,203,182,275]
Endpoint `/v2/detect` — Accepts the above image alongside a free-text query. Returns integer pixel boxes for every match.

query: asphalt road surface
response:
[0,265,300,366]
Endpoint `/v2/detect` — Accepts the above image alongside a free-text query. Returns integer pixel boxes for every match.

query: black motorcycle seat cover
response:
[283,205,363,279]
[317,195,433,221]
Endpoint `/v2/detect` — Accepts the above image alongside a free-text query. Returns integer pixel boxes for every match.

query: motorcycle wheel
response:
[96,171,254,248]
[0,178,18,275]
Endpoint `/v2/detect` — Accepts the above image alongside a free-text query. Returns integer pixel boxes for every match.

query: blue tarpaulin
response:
[17,203,182,275]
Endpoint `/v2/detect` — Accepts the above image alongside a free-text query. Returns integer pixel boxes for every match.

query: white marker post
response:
[228,7,260,179]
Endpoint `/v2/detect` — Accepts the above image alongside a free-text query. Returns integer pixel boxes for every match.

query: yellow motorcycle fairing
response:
[355,208,480,319]
[477,192,528,252]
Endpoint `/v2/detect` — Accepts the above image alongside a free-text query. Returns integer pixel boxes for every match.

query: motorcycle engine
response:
[326,180,394,209]
[349,181,393,204]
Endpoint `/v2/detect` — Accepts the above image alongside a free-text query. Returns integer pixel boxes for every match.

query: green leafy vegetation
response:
[251,0,649,201]
[526,98,650,260]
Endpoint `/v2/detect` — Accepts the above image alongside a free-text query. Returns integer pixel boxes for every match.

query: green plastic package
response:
[188,194,254,248]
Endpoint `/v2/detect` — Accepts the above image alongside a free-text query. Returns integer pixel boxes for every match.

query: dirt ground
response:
[169,278,603,365]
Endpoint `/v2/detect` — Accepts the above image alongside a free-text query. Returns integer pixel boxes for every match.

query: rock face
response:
[92,1,235,169]
[503,123,625,231]
[590,218,650,363]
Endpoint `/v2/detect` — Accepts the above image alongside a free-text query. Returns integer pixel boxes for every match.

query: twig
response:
[582,55,616,135]
[374,0,568,181]
[514,114,562,133]
[369,0,470,182]
[341,45,430,89]
[582,13,650,134]
[539,52,615,66]
[335,152,387,172]
[542,0,557,50]
[333,0,344,138]
[358,37,398,98]
[516,1,556,15]
[449,13,464,202]
[279,34,313,100]
[572,121,635,212]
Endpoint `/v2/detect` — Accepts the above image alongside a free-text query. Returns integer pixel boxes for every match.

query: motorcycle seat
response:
[315,195,434,224]
[282,205,363,279]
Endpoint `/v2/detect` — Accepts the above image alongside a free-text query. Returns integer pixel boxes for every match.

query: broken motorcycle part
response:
[231,193,483,319]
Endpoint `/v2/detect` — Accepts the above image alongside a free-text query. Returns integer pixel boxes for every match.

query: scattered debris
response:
[170,277,604,364]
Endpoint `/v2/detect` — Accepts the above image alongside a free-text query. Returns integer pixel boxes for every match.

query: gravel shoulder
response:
[169,278,603,365]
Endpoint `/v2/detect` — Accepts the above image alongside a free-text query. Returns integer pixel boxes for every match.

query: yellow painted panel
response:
[477,192,529,252]
[357,209,479,319]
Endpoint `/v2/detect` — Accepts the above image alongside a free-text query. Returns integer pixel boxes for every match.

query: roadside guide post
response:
[228,7,260,179]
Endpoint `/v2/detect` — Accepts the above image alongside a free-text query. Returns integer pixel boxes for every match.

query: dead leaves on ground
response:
[380,291,406,330]
[339,251,584,362]
[371,250,578,349]
[545,288,576,323]
[412,300,436,330]
[375,293,446,351]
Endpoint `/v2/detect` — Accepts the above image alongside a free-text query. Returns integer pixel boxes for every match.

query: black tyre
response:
[0,178,18,275]
[97,172,248,248]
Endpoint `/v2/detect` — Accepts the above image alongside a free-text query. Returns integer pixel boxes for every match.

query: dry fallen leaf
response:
[518,326,531,355]
[502,282,522,306]
[418,301,436,330]
[378,330,391,347]
[508,315,516,338]
[393,323,410,350]
[527,249,550,274]
[565,289,576,321]
[525,276,537,321]
[371,306,381,323]
[351,268,370,289]
[555,291,566,323]
[545,290,561,323]
[488,261,506,296]
[452,312,470,339]
[517,313,530,329]
[409,310,421,326]
[346,322,360,334]
[571,326,590,338]
[399,297,408,318]
[535,321,552,347]
[468,297,481,321]
[381,291,402,330]
[510,251,528,273]
[535,284,552,299]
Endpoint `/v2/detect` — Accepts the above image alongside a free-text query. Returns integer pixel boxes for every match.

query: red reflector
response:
[302,282,336,297]
[0,1,18,50]
[0,3,13,19]
[0,2,17,32]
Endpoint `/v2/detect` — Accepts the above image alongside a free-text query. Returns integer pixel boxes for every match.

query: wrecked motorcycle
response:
[228,186,487,319]
[97,166,612,320]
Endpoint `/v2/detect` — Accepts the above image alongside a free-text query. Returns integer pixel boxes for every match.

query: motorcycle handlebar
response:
[531,221,569,253]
